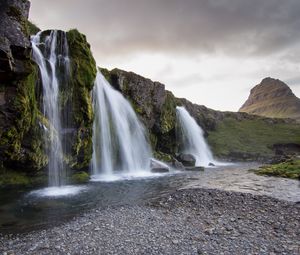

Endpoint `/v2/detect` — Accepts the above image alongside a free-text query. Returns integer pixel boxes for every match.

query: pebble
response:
[0,188,299,255]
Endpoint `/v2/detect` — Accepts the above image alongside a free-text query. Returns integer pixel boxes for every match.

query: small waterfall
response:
[31,30,70,186]
[176,106,215,167]
[91,72,152,178]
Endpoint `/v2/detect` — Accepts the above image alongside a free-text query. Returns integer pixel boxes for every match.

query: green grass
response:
[253,159,300,179]
[208,118,300,158]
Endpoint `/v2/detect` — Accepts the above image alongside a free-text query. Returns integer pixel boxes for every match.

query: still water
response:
[0,163,299,234]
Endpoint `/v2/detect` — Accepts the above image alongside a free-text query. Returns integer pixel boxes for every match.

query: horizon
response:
[29,0,300,111]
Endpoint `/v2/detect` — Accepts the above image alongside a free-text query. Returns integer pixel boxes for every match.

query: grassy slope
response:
[207,117,300,159]
[253,159,300,179]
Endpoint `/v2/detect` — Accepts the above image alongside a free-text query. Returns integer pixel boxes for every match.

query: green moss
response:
[27,20,40,35]
[154,151,173,162]
[0,64,40,163]
[253,159,300,179]
[67,29,97,91]
[0,170,30,187]
[208,118,300,159]
[65,29,97,170]
[70,171,90,183]
[160,91,177,134]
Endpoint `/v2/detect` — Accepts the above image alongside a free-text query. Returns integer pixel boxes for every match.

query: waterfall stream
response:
[91,72,152,179]
[176,106,216,167]
[31,30,70,187]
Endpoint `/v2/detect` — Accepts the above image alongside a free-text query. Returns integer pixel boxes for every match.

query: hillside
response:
[239,77,300,121]
[101,69,300,162]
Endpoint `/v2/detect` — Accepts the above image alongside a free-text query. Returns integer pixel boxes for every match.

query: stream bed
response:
[0,163,299,234]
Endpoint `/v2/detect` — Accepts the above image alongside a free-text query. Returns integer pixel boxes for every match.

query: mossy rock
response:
[70,171,90,183]
[154,151,173,162]
[160,91,177,134]
[64,29,97,170]
[27,20,40,35]
[0,63,47,171]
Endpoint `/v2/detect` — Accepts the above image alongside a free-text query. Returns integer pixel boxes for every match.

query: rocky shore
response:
[0,188,299,255]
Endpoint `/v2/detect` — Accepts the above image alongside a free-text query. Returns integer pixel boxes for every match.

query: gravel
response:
[0,188,299,255]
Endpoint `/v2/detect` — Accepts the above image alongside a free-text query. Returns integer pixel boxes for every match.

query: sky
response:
[29,0,300,111]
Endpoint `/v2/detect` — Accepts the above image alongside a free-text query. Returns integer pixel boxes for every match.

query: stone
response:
[176,153,196,167]
[171,158,185,170]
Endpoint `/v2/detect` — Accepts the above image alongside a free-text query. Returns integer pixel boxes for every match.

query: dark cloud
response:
[30,0,300,60]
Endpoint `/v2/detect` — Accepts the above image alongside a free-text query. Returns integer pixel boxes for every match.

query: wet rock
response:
[171,158,185,170]
[208,162,215,166]
[176,153,196,167]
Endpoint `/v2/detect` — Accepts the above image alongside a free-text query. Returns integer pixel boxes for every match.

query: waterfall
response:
[176,106,215,167]
[91,72,152,178]
[31,30,70,187]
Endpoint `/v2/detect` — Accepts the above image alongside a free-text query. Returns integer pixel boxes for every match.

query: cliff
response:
[0,0,96,186]
[1,0,300,187]
[102,69,300,162]
[239,77,300,121]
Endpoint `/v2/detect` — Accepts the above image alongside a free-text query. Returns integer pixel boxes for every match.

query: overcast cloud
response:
[29,0,300,111]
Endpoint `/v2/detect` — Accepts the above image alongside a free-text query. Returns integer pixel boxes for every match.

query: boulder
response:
[171,158,185,170]
[208,162,215,167]
[176,153,196,167]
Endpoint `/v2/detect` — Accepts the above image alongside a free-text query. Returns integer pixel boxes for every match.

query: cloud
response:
[30,0,300,60]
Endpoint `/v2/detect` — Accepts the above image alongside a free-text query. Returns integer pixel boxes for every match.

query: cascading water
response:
[91,72,152,179]
[31,30,70,187]
[176,106,216,167]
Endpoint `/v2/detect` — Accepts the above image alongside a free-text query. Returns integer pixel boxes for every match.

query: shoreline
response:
[1,188,299,255]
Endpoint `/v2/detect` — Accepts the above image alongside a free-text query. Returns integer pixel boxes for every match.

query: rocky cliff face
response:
[0,0,96,184]
[102,69,300,162]
[1,0,300,186]
[239,77,300,121]
[0,0,47,172]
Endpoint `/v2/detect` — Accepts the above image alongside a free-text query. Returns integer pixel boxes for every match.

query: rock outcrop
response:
[1,0,300,187]
[101,69,300,163]
[0,0,96,184]
[239,77,300,121]
[0,0,47,172]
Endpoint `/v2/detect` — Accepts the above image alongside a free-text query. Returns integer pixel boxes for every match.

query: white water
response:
[176,106,216,167]
[91,72,152,179]
[29,186,87,197]
[31,30,70,187]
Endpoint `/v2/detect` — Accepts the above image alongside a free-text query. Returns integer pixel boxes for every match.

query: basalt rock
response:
[0,0,47,173]
[176,153,196,167]
[101,69,300,163]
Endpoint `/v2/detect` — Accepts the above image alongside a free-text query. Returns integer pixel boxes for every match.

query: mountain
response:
[1,0,300,187]
[239,77,300,121]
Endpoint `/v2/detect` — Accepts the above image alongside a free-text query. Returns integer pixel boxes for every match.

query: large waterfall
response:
[91,72,152,179]
[31,30,70,187]
[176,106,215,167]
